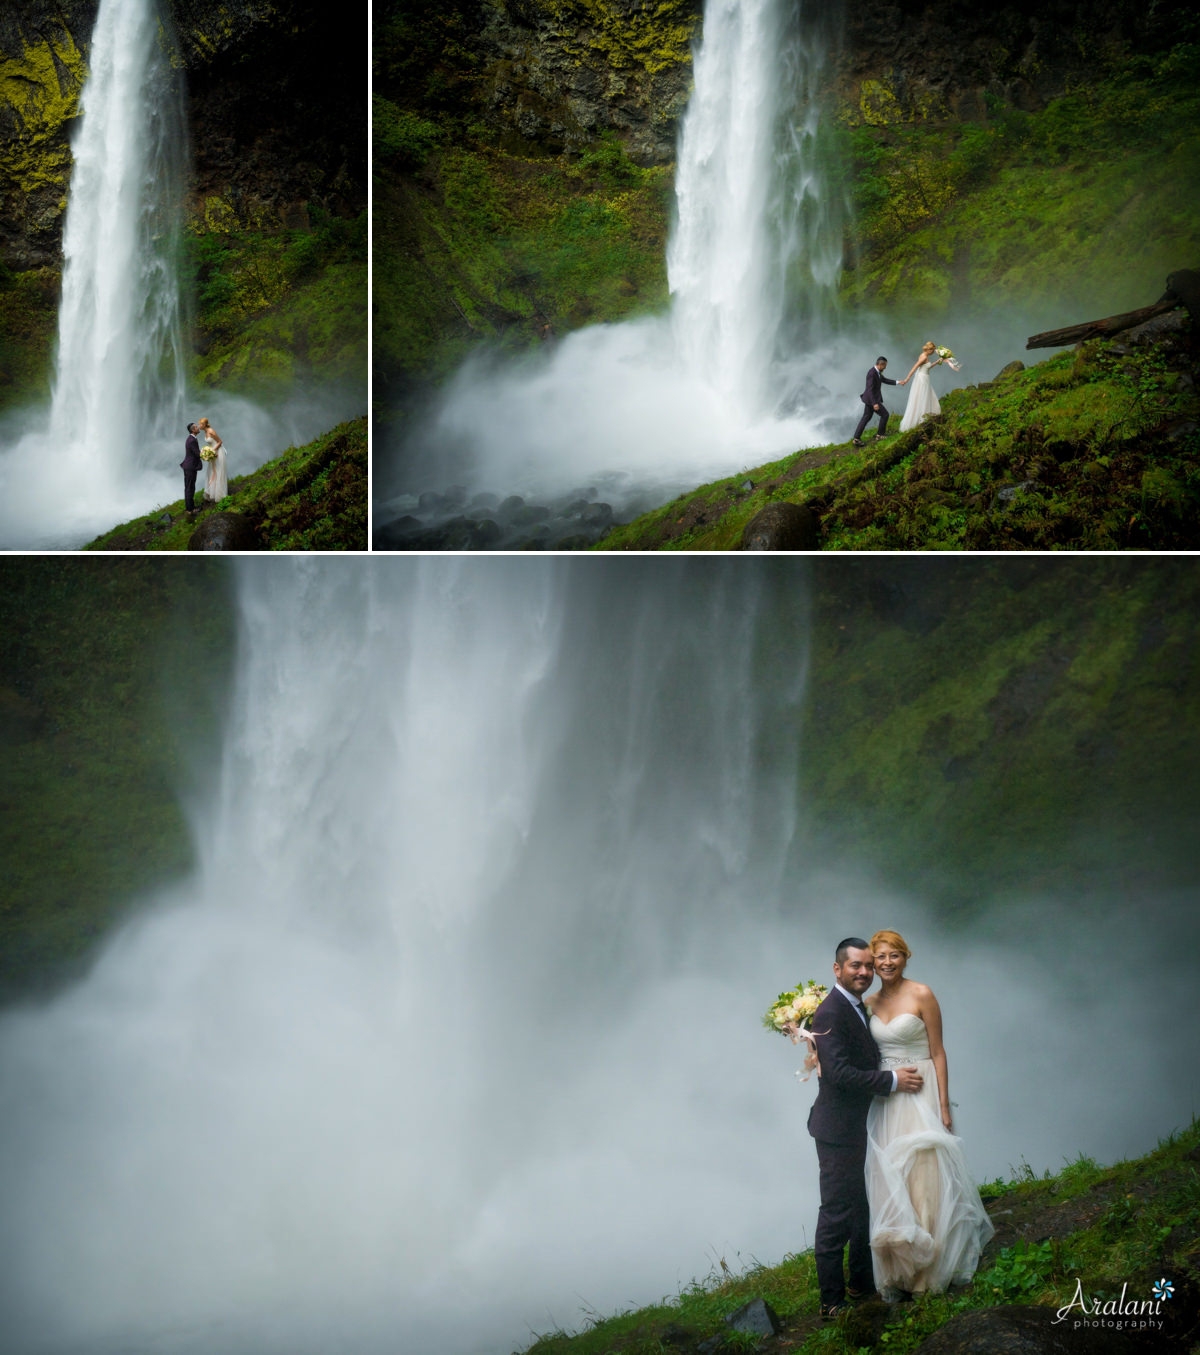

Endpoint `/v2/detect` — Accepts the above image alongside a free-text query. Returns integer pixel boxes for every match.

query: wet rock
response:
[994,481,1036,508]
[496,495,527,522]
[740,501,820,551]
[554,533,595,549]
[843,1298,892,1348]
[510,504,551,526]
[578,501,613,528]
[1124,309,1191,348]
[187,511,258,550]
[994,360,1026,380]
[724,1297,780,1338]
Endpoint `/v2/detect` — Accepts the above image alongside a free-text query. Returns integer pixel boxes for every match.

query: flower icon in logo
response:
[1153,1278,1174,1301]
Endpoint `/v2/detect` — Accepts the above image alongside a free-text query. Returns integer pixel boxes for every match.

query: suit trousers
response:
[183,468,198,512]
[854,400,888,440]
[813,1135,874,1305]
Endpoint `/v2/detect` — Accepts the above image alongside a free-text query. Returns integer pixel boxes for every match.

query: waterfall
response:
[386,0,850,524]
[50,0,187,461]
[2,559,1188,1355]
[668,0,845,418]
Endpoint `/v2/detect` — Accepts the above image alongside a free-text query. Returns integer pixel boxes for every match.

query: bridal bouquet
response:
[200,445,217,461]
[762,980,827,1036]
[936,346,962,371]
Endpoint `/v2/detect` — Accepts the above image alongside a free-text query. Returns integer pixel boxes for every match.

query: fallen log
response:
[1026,299,1179,349]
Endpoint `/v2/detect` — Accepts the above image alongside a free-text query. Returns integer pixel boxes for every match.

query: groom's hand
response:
[894,1066,923,1093]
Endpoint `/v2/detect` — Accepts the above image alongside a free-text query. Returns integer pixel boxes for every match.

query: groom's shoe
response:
[819,1302,849,1319]
[852,438,864,447]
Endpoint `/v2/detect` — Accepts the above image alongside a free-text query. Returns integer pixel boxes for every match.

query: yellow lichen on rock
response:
[544,0,699,75]
[0,32,88,198]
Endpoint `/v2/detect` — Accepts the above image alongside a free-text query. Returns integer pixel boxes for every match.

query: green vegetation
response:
[0,560,234,1003]
[511,1120,1200,1354]
[794,557,1200,907]
[840,39,1200,320]
[599,338,1200,550]
[374,133,672,410]
[185,207,367,398]
[0,265,56,410]
[84,416,367,551]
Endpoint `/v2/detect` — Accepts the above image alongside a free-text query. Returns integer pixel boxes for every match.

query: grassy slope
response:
[514,1119,1200,1355]
[0,560,235,1003]
[597,340,1200,550]
[83,416,367,551]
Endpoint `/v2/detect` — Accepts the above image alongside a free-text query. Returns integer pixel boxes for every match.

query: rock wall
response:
[0,0,365,273]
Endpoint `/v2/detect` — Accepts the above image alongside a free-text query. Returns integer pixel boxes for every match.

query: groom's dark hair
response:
[835,936,871,963]
[186,422,197,433]
[876,357,888,365]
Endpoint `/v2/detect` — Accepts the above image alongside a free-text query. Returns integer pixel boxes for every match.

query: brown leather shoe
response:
[819,1302,849,1319]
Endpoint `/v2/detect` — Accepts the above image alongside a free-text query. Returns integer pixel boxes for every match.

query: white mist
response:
[0,560,1194,1355]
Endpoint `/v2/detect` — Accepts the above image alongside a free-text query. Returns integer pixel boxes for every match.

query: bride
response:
[898,342,945,432]
[864,929,993,1296]
[198,417,228,503]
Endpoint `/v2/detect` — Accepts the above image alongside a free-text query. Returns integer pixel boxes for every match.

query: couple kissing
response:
[790,931,993,1319]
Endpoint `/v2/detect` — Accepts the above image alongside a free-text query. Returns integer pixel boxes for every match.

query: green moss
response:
[373,143,671,413]
[543,0,700,75]
[0,265,57,409]
[599,340,1200,552]
[183,208,367,399]
[83,416,367,551]
[0,32,87,197]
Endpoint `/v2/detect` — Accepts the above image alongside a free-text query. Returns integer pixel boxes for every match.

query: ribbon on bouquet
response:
[785,1022,820,1082]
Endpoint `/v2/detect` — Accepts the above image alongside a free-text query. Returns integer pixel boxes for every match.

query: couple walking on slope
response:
[852,343,949,445]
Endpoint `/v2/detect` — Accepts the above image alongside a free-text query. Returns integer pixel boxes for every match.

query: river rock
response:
[912,1305,1146,1354]
[187,511,259,550]
[740,501,820,551]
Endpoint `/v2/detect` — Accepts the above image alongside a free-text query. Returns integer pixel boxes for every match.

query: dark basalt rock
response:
[724,1297,780,1337]
[740,501,820,551]
[995,361,1026,380]
[913,1304,1153,1354]
[187,510,259,550]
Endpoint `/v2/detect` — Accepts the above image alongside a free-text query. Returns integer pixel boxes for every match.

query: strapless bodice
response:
[870,1012,931,1065]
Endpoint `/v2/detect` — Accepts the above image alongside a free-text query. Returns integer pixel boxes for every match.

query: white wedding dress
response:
[865,1013,994,1293]
[899,361,941,431]
[204,437,228,502]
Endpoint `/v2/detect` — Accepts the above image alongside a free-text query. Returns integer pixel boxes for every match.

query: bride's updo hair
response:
[870,928,911,959]
[921,341,936,354]
[198,417,211,429]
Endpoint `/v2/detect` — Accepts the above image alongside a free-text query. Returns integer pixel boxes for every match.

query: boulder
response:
[187,511,259,550]
[724,1297,781,1338]
[913,1305,1148,1353]
[994,361,1026,380]
[740,501,820,551]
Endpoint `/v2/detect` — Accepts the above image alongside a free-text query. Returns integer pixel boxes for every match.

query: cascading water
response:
[48,0,187,459]
[667,0,845,417]
[381,0,852,539]
[0,0,191,548]
[1,558,1195,1355]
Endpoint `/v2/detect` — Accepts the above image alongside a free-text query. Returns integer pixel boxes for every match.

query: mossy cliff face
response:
[0,0,365,410]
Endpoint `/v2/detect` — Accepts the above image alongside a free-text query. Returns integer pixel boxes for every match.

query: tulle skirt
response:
[865,1057,994,1292]
[900,367,940,431]
[205,448,229,502]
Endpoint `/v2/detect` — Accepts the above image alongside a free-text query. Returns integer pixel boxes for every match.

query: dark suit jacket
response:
[806,988,893,1144]
[861,366,897,408]
[181,434,201,471]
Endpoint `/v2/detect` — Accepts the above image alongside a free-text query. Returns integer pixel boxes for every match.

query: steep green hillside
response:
[598,335,1200,550]
[84,417,367,551]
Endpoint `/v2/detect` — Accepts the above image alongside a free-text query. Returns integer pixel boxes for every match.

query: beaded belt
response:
[879,1054,929,1067]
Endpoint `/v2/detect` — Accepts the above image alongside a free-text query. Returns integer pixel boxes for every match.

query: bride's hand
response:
[941,1106,953,1131]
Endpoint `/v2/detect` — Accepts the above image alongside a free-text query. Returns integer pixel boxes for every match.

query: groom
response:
[852,357,897,447]
[807,937,922,1317]
[181,422,202,517]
